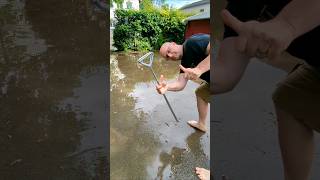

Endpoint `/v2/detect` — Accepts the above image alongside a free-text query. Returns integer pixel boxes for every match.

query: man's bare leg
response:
[276,107,314,180]
[187,95,208,132]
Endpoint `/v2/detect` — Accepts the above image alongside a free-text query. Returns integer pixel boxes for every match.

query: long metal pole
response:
[150,67,179,122]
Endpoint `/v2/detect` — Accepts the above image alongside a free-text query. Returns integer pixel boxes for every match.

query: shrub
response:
[113,8,191,51]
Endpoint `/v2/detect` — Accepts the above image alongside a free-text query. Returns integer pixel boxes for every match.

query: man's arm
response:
[179,42,210,80]
[195,42,211,73]
[212,37,250,94]
[276,0,320,39]
[221,0,320,59]
[167,73,188,91]
[156,74,188,94]
[179,37,252,94]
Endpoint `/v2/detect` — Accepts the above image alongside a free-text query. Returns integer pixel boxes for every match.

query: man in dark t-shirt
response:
[156,34,210,133]
[180,34,210,83]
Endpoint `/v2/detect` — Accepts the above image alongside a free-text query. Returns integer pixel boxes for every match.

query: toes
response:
[188,121,207,132]
[199,175,204,180]
[187,120,197,125]
[187,120,198,127]
[198,168,203,173]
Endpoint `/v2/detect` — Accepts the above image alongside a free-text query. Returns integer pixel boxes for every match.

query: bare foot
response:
[195,167,210,180]
[187,120,207,132]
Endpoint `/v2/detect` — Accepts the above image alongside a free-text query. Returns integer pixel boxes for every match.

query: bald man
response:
[156,33,210,132]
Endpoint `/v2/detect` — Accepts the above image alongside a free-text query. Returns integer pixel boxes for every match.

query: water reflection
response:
[0,0,107,179]
[110,52,210,179]
[157,132,209,179]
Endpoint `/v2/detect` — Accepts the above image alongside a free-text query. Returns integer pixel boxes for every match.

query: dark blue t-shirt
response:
[181,34,210,83]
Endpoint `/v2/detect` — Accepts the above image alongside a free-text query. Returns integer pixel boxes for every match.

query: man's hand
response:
[221,9,296,59]
[179,65,202,80]
[156,75,168,94]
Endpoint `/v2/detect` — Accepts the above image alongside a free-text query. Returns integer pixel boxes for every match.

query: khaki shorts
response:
[272,63,320,132]
[195,80,210,103]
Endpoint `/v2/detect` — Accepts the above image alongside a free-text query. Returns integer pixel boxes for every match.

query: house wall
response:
[181,3,209,14]
[110,0,139,20]
[184,19,210,39]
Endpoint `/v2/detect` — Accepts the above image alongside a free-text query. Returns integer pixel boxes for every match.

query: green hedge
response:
[113,9,190,51]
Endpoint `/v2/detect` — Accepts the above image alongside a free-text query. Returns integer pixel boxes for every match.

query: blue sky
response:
[165,0,201,9]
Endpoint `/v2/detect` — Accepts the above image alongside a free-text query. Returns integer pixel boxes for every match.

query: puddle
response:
[110,52,210,179]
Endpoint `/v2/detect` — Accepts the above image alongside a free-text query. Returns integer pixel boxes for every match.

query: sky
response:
[165,0,202,9]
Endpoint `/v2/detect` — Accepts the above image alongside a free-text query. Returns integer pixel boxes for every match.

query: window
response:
[126,1,133,9]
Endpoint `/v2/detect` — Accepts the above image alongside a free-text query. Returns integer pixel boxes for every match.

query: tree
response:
[111,0,124,9]
[139,0,154,10]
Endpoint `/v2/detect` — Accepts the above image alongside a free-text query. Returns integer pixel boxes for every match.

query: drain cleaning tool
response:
[138,52,179,122]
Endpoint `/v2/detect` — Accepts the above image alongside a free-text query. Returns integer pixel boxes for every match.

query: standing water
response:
[110,52,210,179]
[0,0,107,179]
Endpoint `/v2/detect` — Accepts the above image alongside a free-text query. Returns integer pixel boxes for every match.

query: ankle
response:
[198,120,206,126]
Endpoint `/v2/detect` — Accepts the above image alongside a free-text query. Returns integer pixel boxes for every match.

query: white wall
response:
[181,3,209,14]
[110,0,139,20]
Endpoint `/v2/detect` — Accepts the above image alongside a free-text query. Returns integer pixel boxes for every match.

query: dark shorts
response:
[272,63,320,132]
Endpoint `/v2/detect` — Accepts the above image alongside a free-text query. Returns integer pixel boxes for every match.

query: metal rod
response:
[137,52,179,122]
[150,68,179,122]
[150,67,160,84]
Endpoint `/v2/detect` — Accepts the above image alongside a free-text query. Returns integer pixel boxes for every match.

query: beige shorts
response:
[272,63,320,132]
[195,80,210,103]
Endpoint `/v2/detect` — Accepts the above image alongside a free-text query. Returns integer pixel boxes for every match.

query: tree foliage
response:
[111,0,124,8]
[140,0,154,11]
[113,8,190,51]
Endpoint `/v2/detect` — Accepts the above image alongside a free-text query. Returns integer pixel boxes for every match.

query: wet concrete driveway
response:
[110,52,210,179]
